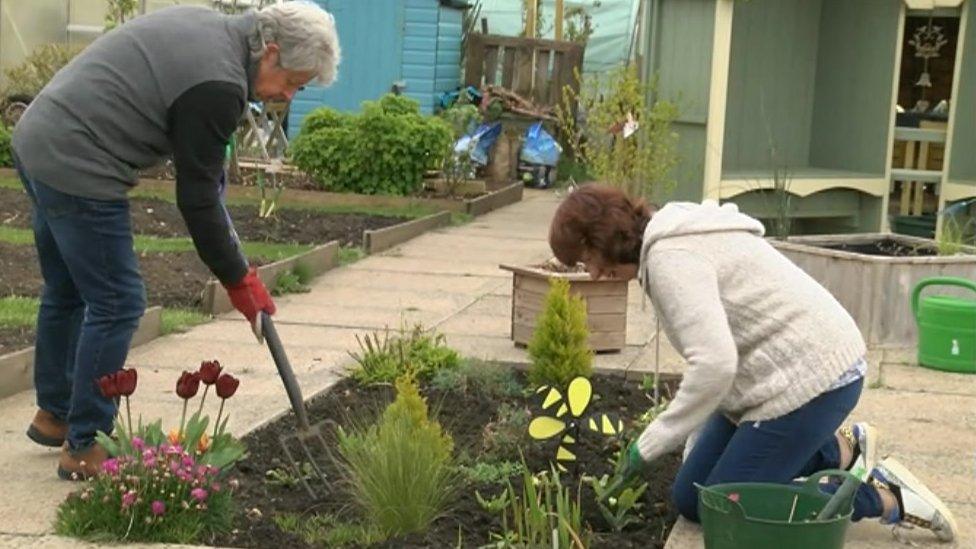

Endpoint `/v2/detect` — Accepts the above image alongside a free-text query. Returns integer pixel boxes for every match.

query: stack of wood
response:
[482,85,557,121]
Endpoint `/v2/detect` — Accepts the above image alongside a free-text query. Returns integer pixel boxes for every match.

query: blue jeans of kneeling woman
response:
[672,379,884,522]
[16,159,146,451]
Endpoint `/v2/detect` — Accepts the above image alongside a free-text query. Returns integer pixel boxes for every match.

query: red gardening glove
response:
[224,267,276,333]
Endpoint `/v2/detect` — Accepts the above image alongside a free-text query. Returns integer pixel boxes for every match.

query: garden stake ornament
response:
[528,376,624,474]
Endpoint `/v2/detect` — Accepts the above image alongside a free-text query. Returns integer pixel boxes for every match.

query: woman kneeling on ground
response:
[548,184,957,542]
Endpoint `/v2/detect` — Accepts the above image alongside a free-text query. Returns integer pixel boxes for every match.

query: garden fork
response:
[259,311,333,498]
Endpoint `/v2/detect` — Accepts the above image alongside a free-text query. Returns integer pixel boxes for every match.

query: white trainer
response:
[870,457,958,543]
[841,422,877,476]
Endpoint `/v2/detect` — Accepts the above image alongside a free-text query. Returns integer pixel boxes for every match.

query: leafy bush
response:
[527,278,593,388]
[290,94,452,196]
[429,359,524,399]
[336,374,457,537]
[349,323,461,384]
[55,442,235,544]
[482,403,531,459]
[0,126,12,168]
[557,64,680,200]
[3,43,84,99]
[458,460,525,486]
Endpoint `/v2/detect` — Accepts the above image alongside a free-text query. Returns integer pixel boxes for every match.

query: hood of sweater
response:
[638,200,766,286]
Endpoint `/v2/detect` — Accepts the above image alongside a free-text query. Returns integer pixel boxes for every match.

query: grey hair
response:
[249,2,341,86]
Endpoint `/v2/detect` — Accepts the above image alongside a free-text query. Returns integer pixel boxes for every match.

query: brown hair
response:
[549,184,654,267]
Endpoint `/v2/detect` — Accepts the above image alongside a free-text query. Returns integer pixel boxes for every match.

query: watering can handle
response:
[911,277,976,319]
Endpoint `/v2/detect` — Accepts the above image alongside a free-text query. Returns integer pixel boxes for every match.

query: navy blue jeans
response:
[672,379,884,523]
[17,161,146,450]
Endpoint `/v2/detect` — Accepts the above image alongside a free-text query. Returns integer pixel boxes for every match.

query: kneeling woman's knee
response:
[671,480,701,523]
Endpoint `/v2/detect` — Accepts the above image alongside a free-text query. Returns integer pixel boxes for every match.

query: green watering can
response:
[912,277,976,374]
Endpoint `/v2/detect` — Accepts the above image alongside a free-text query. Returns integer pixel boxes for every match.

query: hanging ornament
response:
[909,17,948,90]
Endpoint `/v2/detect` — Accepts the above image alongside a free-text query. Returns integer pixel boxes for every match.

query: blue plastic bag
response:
[520,122,562,167]
[454,122,501,166]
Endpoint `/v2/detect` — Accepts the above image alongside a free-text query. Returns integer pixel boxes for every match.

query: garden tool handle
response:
[911,277,976,318]
[261,312,312,431]
[811,469,862,521]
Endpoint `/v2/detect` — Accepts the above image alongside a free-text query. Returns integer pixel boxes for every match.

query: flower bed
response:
[216,368,680,548]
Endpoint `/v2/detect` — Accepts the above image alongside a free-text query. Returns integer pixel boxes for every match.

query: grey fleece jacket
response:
[635,200,866,463]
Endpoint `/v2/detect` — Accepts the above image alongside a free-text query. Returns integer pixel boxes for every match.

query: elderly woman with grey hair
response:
[12,2,340,480]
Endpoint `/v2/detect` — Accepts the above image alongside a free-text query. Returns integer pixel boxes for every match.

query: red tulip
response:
[199,360,222,385]
[115,368,138,397]
[176,371,201,400]
[215,374,240,399]
[97,373,119,399]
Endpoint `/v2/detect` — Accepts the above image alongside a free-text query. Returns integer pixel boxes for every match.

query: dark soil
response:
[0,326,34,355]
[213,373,682,549]
[0,187,409,247]
[0,241,216,309]
[823,238,937,257]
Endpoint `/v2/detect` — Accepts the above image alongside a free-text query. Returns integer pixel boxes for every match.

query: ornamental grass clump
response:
[336,373,458,538]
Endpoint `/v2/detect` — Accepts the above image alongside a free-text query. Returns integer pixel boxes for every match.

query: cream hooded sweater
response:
[636,201,866,463]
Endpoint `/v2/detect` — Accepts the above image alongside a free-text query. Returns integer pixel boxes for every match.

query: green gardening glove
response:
[601,442,648,502]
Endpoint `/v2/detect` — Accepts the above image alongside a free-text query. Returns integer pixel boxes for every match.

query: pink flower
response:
[190,488,208,502]
[101,458,120,476]
[164,444,183,456]
[151,500,165,516]
[121,490,137,510]
[182,455,195,468]
[131,437,145,451]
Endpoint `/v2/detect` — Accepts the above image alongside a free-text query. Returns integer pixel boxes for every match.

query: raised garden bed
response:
[214,370,681,549]
[770,233,976,346]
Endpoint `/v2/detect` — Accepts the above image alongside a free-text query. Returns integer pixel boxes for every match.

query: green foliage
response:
[937,214,975,256]
[557,64,680,200]
[55,443,235,544]
[459,460,525,486]
[0,126,12,168]
[429,359,524,399]
[273,512,384,548]
[2,43,84,99]
[264,462,316,490]
[349,323,461,385]
[484,465,590,548]
[336,374,458,537]
[104,0,138,31]
[527,278,593,388]
[482,403,531,459]
[299,107,352,135]
[271,264,312,296]
[589,472,648,532]
[438,100,483,196]
[0,295,38,328]
[290,94,452,196]
[160,308,210,335]
[339,246,366,265]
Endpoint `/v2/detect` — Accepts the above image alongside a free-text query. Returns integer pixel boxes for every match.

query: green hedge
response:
[0,126,12,168]
[290,95,451,196]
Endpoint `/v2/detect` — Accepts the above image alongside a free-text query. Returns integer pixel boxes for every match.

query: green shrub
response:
[458,460,524,486]
[429,359,523,398]
[482,403,531,459]
[290,94,452,196]
[349,323,461,384]
[527,278,593,388]
[3,43,84,99]
[0,126,12,168]
[336,374,457,537]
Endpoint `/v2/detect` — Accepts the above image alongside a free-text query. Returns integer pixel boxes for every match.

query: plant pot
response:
[499,263,629,353]
[769,233,976,347]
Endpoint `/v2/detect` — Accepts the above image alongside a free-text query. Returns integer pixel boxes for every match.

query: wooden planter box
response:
[499,264,628,353]
[769,233,976,347]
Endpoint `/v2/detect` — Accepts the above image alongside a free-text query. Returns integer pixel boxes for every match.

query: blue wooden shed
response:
[288,0,465,137]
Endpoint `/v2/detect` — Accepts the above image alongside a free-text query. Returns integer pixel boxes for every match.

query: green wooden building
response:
[641,0,976,235]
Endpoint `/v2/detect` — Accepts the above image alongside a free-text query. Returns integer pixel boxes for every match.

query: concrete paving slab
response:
[306,268,500,294]
[343,256,516,278]
[877,362,976,396]
[0,535,214,548]
[437,312,511,338]
[281,284,478,312]
[266,303,443,330]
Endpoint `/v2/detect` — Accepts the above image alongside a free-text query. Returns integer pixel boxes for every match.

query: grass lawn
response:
[0,296,211,337]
